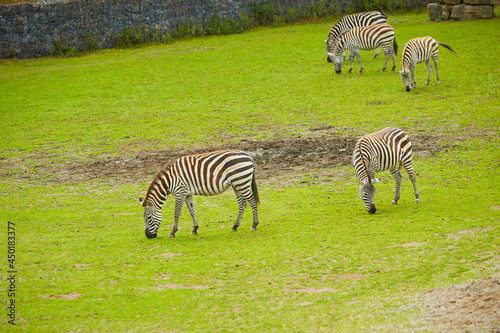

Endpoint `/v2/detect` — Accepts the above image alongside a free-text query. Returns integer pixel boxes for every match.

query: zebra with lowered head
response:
[399,36,457,91]
[325,9,387,62]
[327,23,398,74]
[352,128,420,214]
[140,149,260,238]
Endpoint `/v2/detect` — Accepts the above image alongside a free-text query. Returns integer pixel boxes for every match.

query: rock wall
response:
[428,0,497,20]
[1,0,431,59]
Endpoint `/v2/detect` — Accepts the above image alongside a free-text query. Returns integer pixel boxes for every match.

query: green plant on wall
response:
[360,0,391,11]
[50,38,76,56]
[83,32,98,50]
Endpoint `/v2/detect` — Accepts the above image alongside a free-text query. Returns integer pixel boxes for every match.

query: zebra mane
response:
[331,30,348,52]
[142,161,175,207]
[357,137,372,184]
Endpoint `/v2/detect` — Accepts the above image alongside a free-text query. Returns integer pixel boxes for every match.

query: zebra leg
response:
[342,50,346,62]
[433,56,440,84]
[425,60,432,85]
[373,46,380,59]
[405,165,421,203]
[248,197,259,231]
[170,194,186,238]
[411,65,417,90]
[231,189,247,232]
[185,195,199,236]
[351,50,362,74]
[390,168,403,205]
[381,47,390,72]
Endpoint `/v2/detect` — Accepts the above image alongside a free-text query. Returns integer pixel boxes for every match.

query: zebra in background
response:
[399,36,457,91]
[327,23,398,74]
[140,150,260,238]
[325,9,387,62]
[352,128,420,214]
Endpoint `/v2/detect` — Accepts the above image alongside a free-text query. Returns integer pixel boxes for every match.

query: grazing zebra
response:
[325,10,387,62]
[140,150,260,238]
[327,23,398,74]
[399,36,457,91]
[352,128,420,214]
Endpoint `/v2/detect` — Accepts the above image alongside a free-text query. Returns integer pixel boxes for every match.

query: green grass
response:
[0,11,499,332]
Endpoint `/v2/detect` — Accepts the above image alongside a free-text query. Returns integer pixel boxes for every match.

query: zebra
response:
[399,36,457,91]
[327,23,398,74]
[352,128,420,214]
[139,149,260,238]
[325,10,387,62]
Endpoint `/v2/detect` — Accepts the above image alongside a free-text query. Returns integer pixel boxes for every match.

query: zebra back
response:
[143,150,256,206]
[401,37,439,71]
[353,128,412,183]
[326,10,387,52]
[333,23,396,56]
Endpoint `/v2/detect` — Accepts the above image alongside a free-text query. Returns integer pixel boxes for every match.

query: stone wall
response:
[1,0,431,59]
[428,0,497,20]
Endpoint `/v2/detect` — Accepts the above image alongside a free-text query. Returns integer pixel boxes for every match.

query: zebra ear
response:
[372,178,382,184]
[139,197,144,203]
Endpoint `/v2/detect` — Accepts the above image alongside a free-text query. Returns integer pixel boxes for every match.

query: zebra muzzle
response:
[406,87,411,92]
[368,204,376,214]
[145,228,157,239]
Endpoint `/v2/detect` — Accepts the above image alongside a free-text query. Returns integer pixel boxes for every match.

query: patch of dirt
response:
[154,283,210,290]
[41,292,84,300]
[152,253,182,259]
[30,133,449,185]
[321,274,369,280]
[389,242,426,248]
[285,287,338,293]
[421,274,500,332]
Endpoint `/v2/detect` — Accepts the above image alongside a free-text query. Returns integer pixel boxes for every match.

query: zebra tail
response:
[251,174,260,204]
[438,42,457,56]
[393,37,398,57]
[378,7,387,18]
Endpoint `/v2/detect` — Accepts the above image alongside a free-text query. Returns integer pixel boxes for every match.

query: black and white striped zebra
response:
[352,128,420,214]
[327,23,398,74]
[140,149,260,238]
[325,10,387,62]
[399,36,457,91]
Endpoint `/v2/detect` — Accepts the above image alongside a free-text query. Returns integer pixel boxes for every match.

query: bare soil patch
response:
[41,292,84,300]
[389,242,426,248]
[36,133,448,185]
[421,274,500,332]
[154,283,210,290]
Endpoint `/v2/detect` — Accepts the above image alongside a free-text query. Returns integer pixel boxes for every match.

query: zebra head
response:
[329,52,343,74]
[140,198,162,239]
[359,179,381,214]
[325,38,335,63]
[399,70,411,92]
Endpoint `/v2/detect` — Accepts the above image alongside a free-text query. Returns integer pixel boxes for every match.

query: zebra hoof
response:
[231,228,238,232]
[168,234,175,238]
[191,231,197,236]
[415,199,421,204]
[250,227,257,231]
[391,200,398,205]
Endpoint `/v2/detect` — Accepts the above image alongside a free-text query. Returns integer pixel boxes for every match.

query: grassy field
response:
[1,10,499,332]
